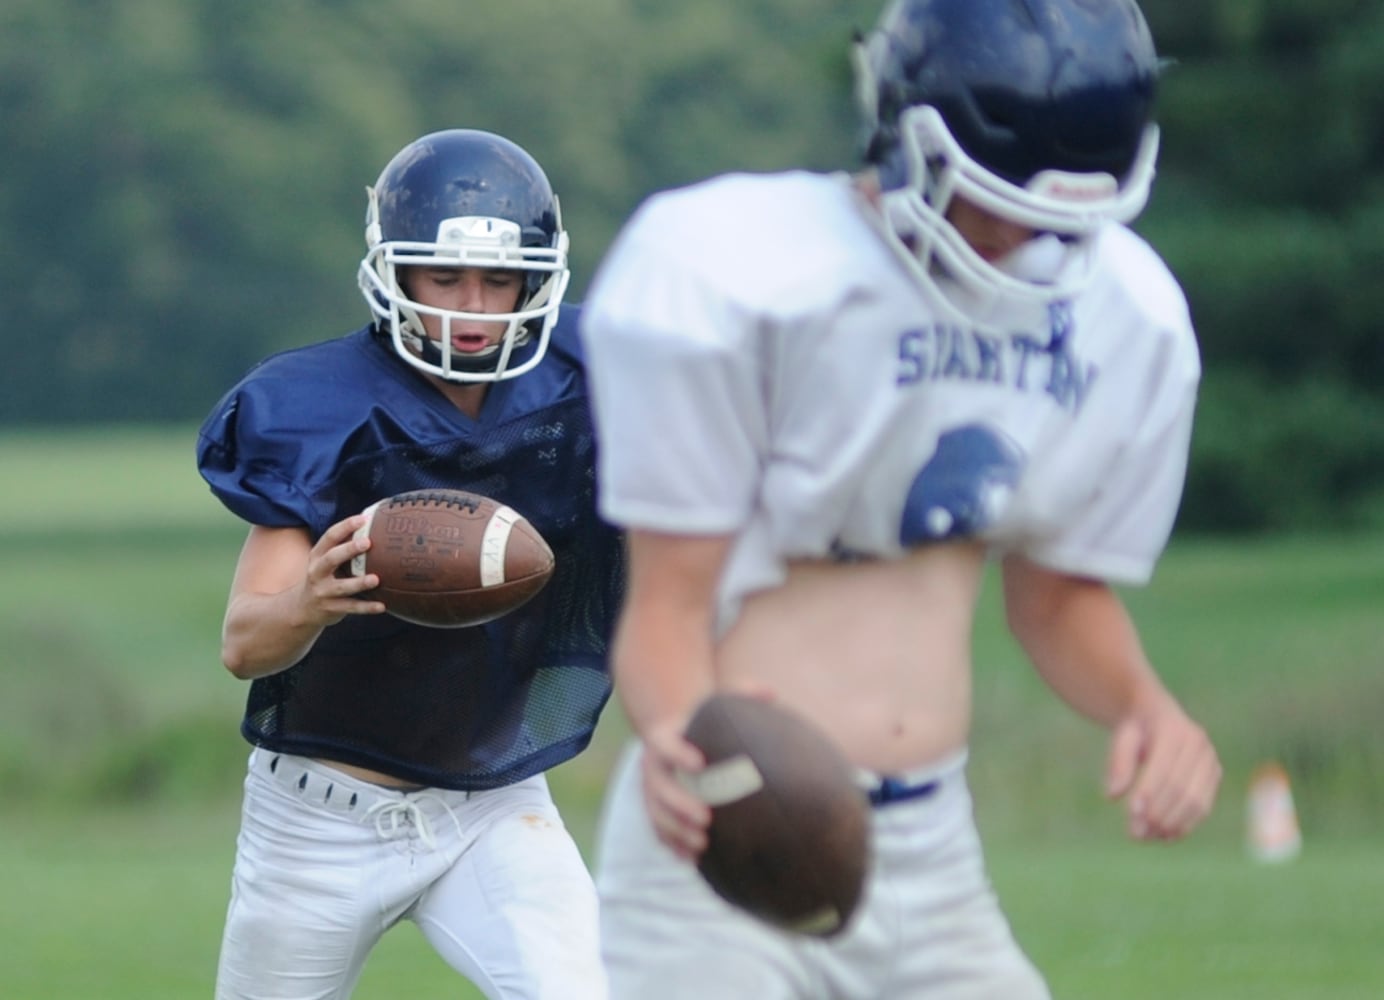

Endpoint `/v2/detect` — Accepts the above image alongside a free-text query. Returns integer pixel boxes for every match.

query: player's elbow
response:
[218,596,299,680]
[220,641,257,681]
[219,624,285,681]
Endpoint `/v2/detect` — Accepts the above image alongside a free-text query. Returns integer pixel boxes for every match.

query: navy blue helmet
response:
[358,129,570,382]
[854,0,1161,303]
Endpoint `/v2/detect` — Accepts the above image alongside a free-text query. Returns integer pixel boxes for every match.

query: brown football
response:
[682,692,870,937]
[348,489,554,628]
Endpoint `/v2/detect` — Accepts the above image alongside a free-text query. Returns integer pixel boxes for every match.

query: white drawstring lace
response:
[364,793,465,851]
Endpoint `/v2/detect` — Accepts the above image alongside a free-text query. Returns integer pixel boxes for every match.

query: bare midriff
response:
[717,540,986,774]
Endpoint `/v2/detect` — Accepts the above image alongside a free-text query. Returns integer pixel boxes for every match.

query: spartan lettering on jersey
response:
[895,301,1099,414]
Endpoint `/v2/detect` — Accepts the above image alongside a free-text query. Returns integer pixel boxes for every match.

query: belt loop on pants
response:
[857,749,966,809]
[865,774,940,807]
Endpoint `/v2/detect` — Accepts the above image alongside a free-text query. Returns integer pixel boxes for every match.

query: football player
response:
[580,0,1222,997]
[197,129,621,1000]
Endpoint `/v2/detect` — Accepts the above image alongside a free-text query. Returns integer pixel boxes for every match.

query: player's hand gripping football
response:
[221,514,387,681]
[1105,689,1221,841]
[304,513,387,626]
[638,680,782,861]
[640,718,712,861]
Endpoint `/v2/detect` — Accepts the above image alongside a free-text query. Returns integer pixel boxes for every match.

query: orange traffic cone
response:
[1246,761,1301,863]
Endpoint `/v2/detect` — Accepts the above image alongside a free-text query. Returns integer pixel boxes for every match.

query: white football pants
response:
[596,743,1049,1000]
[215,748,608,1000]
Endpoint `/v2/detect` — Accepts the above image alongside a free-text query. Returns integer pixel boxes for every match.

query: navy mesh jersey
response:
[196,305,624,790]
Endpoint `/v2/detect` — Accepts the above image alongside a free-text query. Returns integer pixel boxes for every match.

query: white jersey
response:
[581,171,1200,632]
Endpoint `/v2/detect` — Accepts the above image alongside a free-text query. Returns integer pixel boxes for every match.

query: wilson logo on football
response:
[384,515,465,540]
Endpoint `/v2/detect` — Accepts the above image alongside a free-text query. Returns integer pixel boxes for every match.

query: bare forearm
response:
[613,529,730,739]
[221,586,325,680]
[219,518,382,682]
[609,529,732,859]
[1002,554,1220,840]
[1002,556,1167,727]
[613,613,717,740]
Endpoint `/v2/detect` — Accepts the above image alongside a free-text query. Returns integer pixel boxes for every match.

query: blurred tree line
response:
[3,0,1383,534]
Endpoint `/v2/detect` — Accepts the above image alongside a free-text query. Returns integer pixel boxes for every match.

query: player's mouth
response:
[449,332,497,354]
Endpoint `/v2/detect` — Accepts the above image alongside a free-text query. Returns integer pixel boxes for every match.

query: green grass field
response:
[1,426,1381,998]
